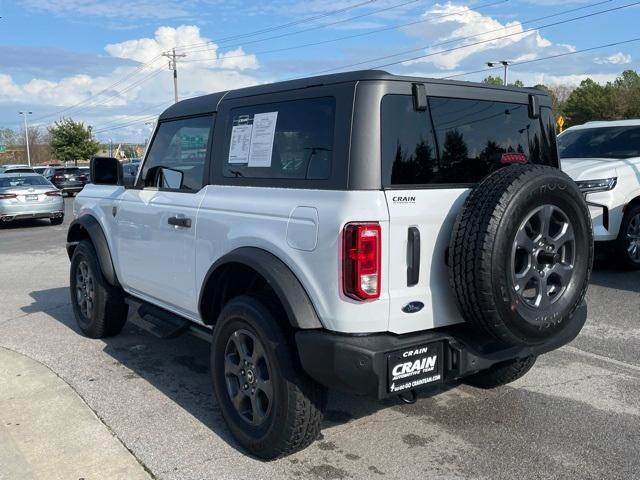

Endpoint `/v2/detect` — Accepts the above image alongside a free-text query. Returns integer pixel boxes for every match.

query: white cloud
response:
[1,25,262,140]
[401,3,570,70]
[594,52,632,65]
[105,26,258,71]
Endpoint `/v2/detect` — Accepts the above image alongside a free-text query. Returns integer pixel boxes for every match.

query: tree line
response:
[0,119,140,166]
[483,69,640,128]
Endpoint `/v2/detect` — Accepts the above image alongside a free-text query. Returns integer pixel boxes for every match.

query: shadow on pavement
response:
[590,248,640,293]
[0,218,54,230]
[21,286,453,456]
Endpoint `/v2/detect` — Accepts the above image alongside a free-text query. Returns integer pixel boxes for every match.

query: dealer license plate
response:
[25,194,38,201]
[387,342,443,394]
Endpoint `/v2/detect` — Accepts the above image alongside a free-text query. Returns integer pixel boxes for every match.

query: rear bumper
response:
[52,181,86,192]
[0,201,64,221]
[296,302,587,399]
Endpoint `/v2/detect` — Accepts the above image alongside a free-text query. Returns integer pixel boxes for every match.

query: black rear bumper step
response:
[296,302,587,399]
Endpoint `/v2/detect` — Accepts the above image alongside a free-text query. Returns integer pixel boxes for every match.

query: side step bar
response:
[125,297,212,342]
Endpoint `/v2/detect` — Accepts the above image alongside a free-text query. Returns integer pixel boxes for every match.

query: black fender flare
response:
[66,215,120,287]
[199,247,322,329]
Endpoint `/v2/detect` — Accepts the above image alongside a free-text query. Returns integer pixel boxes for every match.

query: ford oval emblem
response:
[402,301,424,314]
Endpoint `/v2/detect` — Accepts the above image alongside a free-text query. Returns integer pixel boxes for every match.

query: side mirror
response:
[158,167,183,190]
[90,156,123,186]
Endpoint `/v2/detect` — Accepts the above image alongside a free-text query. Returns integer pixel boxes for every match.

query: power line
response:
[29,1,381,124]
[90,100,172,130]
[177,0,507,64]
[92,114,161,135]
[440,36,640,80]
[175,0,423,53]
[368,0,639,69]
[294,0,620,76]
[30,54,165,123]
[176,0,379,49]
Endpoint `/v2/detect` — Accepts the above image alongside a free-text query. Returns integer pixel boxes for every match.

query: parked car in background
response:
[560,119,640,269]
[0,172,64,224]
[32,166,47,175]
[0,165,35,174]
[79,166,91,183]
[43,166,88,196]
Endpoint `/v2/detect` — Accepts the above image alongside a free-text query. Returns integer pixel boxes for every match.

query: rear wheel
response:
[70,240,128,338]
[615,203,640,270]
[50,216,64,225]
[464,356,537,389]
[211,295,326,459]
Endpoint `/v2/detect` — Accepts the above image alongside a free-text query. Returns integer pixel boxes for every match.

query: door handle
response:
[168,215,192,228]
[407,226,420,286]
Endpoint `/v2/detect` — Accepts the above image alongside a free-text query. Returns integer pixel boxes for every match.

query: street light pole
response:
[18,111,32,166]
[486,60,511,86]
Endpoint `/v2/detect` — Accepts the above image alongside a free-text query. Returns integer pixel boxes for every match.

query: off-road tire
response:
[50,216,64,225]
[449,164,593,347]
[464,355,537,389]
[211,295,327,459]
[69,240,128,338]
[615,203,640,270]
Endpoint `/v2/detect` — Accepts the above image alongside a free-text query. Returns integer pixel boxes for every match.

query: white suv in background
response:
[559,120,640,269]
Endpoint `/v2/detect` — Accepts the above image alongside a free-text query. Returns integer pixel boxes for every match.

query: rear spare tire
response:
[449,164,593,347]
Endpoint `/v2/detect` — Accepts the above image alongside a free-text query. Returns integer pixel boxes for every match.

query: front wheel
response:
[211,295,327,459]
[615,203,640,270]
[70,240,128,338]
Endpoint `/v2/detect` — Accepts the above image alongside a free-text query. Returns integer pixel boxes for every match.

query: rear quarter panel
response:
[195,186,390,333]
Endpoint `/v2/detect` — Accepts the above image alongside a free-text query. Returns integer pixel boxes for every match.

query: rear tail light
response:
[343,223,381,300]
[0,193,17,199]
[53,175,65,180]
[78,175,87,181]
[45,191,62,196]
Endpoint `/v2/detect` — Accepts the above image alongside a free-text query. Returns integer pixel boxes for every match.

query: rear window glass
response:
[0,176,51,187]
[223,97,335,180]
[382,95,556,186]
[558,126,640,159]
[54,168,80,174]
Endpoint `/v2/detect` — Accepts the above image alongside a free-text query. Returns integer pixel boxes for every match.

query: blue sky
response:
[1,0,638,142]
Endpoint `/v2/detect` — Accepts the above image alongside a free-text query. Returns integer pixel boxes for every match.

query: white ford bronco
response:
[67,70,593,459]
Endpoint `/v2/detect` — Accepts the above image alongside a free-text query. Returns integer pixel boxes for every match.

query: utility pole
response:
[162,48,187,104]
[486,60,511,86]
[18,111,32,166]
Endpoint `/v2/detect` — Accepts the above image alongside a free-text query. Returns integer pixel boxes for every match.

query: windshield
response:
[0,176,53,188]
[558,126,640,159]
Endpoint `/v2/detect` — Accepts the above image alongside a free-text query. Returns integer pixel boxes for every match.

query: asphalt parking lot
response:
[1,197,639,480]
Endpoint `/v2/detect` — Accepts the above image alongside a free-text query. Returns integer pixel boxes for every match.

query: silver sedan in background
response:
[0,173,64,225]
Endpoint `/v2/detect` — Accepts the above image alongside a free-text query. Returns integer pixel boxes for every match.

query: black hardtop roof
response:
[159,69,548,120]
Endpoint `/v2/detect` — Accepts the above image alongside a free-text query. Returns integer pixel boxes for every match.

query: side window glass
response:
[381,95,438,186]
[138,116,212,191]
[428,97,544,184]
[223,97,335,180]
